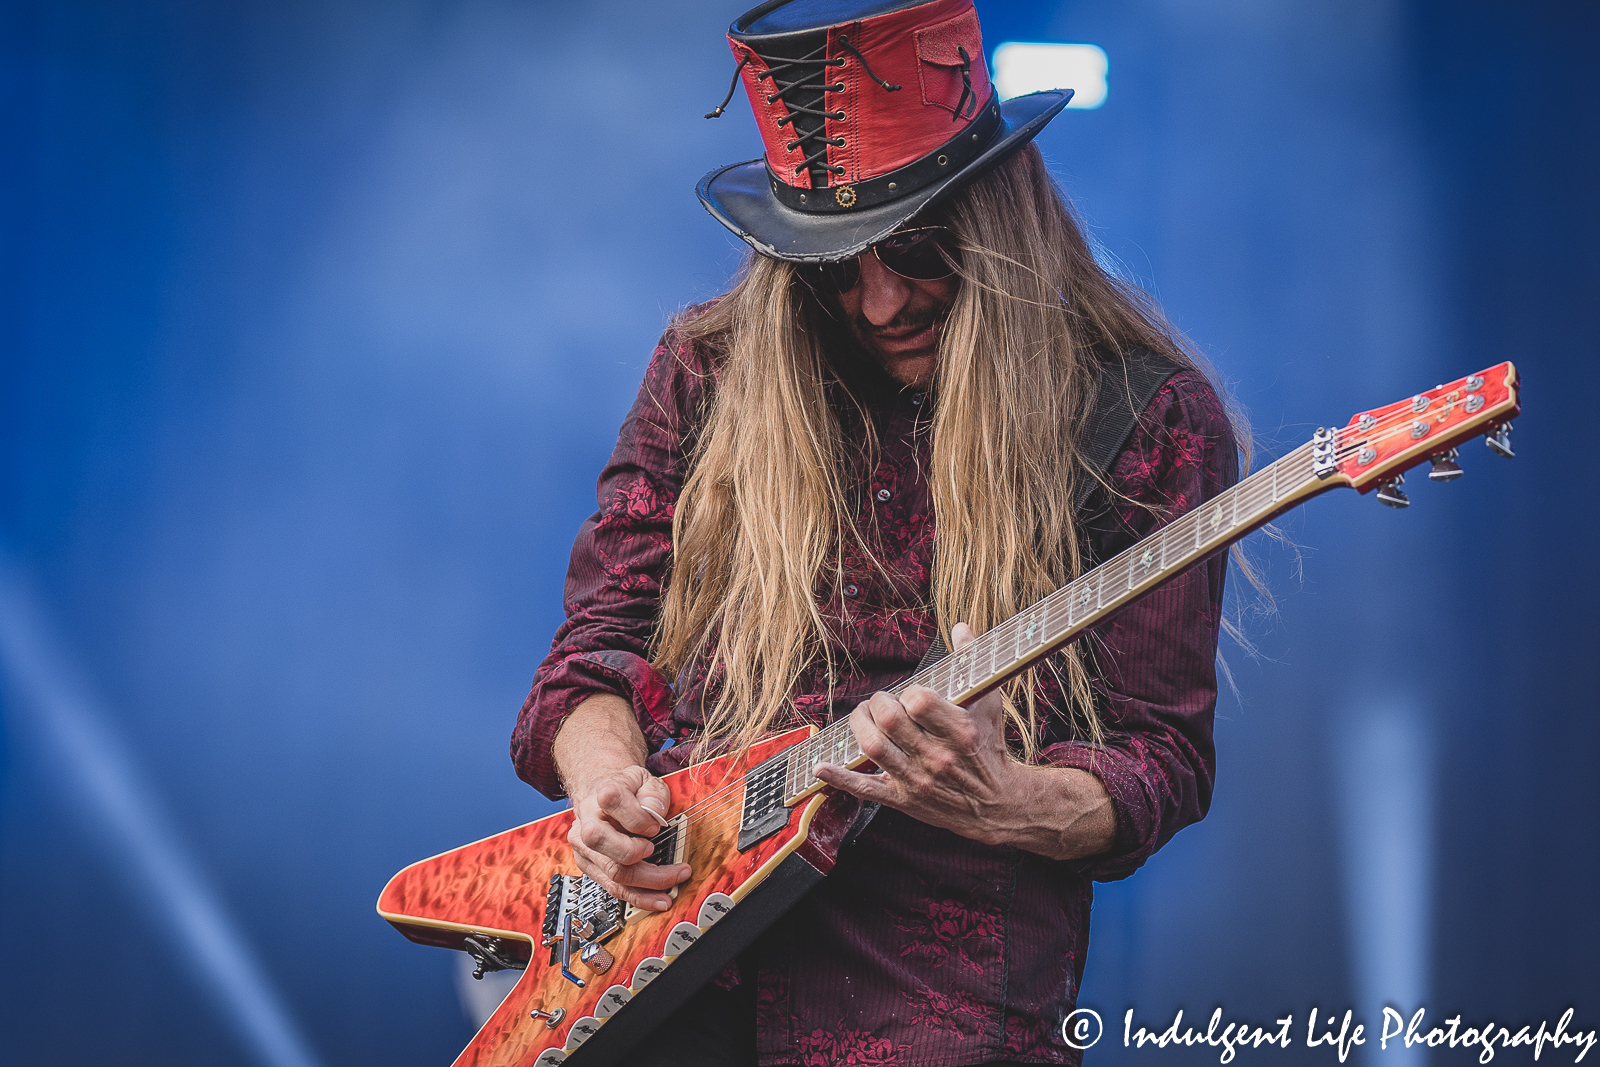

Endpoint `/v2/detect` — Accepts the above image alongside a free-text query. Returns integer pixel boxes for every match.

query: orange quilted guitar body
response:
[377,727,854,1067]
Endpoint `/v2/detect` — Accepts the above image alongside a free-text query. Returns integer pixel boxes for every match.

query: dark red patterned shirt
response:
[512,314,1237,1066]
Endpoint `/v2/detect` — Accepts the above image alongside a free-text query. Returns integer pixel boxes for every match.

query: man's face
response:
[834,253,958,389]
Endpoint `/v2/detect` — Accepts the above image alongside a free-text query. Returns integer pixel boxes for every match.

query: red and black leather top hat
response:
[697,0,1073,262]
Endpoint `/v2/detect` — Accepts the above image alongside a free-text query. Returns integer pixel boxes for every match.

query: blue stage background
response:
[2,1,1595,1065]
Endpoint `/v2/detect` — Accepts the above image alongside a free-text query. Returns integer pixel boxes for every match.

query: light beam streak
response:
[0,557,325,1067]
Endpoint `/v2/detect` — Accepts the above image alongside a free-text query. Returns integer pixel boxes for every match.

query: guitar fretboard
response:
[778,437,1329,805]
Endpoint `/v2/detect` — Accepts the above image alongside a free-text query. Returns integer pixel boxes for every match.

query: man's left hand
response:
[812,622,1118,861]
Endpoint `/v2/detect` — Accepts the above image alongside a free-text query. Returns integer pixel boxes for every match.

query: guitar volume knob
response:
[579,941,615,975]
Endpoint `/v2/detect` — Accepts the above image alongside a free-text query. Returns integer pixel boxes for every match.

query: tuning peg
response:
[1486,422,1514,458]
[1428,448,1463,482]
[1376,473,1410,508]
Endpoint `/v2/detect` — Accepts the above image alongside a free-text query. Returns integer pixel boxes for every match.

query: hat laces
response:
[707,35,903,185]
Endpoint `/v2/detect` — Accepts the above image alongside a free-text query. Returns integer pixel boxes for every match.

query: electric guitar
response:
[378,363,1521,1067]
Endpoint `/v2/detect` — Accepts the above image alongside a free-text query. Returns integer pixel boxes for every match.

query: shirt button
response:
[875,488,892,502]
[844,584,859,598]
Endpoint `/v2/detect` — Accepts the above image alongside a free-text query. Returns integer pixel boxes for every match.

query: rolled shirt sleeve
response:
[509,322,715,799]
[1040,371,1239,880]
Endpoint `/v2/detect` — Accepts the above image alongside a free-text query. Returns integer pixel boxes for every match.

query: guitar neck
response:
[780,438,1330,805]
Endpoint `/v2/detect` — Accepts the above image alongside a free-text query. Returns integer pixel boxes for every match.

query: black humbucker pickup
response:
[737,760,792,852]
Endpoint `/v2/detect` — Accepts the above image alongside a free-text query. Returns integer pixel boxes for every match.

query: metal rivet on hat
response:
[937,154,948,165]
[888,182,897,191]
[971,133,979,141]
[799,193,806,201]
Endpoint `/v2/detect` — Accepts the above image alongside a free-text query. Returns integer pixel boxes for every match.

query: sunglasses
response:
[799,226,961,294]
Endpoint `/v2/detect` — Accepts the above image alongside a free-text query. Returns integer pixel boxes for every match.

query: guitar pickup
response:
[624,812,688,925]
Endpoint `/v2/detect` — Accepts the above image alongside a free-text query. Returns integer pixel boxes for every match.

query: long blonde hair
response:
[656,145,1231,760]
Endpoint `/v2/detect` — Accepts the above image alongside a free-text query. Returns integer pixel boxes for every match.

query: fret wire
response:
[776,441,1331,804]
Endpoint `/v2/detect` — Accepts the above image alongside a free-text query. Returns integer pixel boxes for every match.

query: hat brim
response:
[696,90,1072,263]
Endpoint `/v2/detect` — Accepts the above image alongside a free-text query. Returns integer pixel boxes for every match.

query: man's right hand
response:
[553,694,691,913]
[567,765,690,912]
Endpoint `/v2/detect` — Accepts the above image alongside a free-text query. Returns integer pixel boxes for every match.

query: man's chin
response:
[875,348,938,388]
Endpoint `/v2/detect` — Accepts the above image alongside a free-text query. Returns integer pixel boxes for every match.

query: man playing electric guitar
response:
[511,1,1239,1063]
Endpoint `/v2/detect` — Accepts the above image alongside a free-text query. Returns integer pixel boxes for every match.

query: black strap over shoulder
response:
[913,348,1183,673]
[1071,347,1186,516]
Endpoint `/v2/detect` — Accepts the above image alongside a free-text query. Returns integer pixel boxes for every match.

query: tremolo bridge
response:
[540,813,688,987]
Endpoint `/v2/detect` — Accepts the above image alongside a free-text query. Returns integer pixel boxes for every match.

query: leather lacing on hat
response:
[706,35,902,181]
[951,45,977,122]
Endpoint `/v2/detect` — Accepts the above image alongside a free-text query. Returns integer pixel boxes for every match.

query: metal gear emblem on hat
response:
[834,185,857,208]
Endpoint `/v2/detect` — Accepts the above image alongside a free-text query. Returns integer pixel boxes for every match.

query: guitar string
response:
[546,386,1505,1037]
[779,396,1478,780]
[662,394,1490,841]
[558,387,1509,960]
[776,397,1501,792]
[587,442,1490,910]
[626,384,1503,852]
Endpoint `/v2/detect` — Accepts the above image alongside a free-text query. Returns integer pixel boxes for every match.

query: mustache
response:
[850,303,950,337]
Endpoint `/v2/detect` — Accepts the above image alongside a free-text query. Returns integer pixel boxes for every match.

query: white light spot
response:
[991,42,1109,109]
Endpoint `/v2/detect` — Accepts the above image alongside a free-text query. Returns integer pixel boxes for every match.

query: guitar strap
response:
[910,347,1184,675]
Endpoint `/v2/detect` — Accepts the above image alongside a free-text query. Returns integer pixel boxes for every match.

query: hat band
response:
[766,94,1001,216]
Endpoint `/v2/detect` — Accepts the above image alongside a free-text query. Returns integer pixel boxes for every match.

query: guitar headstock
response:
[1328,362,1520,501]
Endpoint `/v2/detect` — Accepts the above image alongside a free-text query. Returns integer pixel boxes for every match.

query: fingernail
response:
[653,899,670,911]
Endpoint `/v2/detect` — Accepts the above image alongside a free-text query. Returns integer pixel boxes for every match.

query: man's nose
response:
[856,254,912,326]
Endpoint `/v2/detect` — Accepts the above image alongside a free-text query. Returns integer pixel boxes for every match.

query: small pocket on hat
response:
[914,8,989,117]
